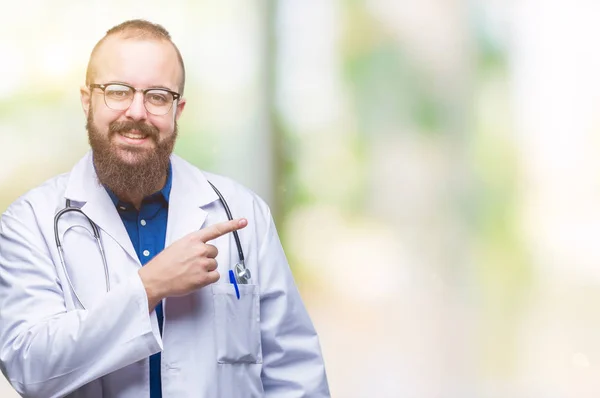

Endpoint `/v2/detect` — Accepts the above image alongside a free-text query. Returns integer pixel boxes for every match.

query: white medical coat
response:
[0,152,330,398]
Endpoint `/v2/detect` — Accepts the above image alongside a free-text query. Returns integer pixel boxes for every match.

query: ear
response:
[174,97,186,121]
[80,85,91,118]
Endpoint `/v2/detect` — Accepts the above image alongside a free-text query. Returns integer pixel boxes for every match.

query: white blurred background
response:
[3,0,600,397]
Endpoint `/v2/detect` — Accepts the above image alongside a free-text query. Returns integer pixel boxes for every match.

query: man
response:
[0,20,329,398]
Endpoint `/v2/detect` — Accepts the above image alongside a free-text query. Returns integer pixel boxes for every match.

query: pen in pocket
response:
[228,269,240,299]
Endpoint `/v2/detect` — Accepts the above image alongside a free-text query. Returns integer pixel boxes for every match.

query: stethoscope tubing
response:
[54,200,111,308]
[54,181,246,310]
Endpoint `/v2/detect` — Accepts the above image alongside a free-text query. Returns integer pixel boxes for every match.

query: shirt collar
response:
[160,162,173,202]
[105,161,173,208]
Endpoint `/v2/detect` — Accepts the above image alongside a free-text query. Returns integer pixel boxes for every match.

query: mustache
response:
[109,121,159,140]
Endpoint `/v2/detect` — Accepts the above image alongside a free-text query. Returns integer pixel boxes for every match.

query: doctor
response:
[0,19,329,398]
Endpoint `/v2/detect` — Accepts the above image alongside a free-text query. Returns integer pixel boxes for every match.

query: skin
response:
[81,36,185,207]
[80,36,248,309]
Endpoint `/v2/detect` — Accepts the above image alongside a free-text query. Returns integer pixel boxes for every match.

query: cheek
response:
[152,118,176,138]
[92,107,119,130]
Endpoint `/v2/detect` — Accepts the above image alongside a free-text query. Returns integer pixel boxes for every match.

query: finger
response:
[205,258,218,272]
[196,218,248,243]
[206,270,220,285]
[203,243,218,259]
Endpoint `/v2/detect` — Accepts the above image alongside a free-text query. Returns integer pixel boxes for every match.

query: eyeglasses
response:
[89,83,181,116]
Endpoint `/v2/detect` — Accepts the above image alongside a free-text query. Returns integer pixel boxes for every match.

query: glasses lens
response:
[144,89,175,115]
[104,84,134,110]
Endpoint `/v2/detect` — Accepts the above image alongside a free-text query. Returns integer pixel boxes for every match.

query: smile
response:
[119,130,148,140]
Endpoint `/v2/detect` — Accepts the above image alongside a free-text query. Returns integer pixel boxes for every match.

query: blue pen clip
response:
[229,269,240,300]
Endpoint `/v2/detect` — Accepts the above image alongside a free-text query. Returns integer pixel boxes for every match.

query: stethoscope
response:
[53,181,251,309]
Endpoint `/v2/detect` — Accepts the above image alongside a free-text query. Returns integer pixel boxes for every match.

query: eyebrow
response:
[108,81,176,92]
[147,85,175,91]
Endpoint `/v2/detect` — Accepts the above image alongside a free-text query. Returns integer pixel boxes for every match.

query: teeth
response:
[120,132,147,139]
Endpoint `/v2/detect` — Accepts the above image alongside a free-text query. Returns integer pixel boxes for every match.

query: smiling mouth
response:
[119,130,149,140]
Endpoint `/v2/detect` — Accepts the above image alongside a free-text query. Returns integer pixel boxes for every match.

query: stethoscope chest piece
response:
[55,181,251,310]
[234,262,251,285]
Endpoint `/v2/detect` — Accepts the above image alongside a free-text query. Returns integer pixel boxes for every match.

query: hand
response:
[138,218,248,310]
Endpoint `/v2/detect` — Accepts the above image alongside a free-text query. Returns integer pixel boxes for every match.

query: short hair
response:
[85,19,186,94]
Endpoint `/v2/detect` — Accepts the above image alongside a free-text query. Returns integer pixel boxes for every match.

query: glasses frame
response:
[89,82,181,116]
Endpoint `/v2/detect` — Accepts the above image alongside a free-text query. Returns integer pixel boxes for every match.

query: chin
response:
[114,147,151,165]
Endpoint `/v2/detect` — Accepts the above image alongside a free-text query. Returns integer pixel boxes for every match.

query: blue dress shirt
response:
[106,165,172,398]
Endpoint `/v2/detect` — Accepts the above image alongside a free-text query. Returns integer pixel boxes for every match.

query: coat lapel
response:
[165,155,219,246]
[63,152,138,263]
[63,152,219,259]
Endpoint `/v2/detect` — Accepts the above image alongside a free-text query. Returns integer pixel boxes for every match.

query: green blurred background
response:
[3,1,600,397]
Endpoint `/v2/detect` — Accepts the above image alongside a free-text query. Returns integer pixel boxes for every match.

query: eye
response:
[146,90,171,105]
[104,84,132,100]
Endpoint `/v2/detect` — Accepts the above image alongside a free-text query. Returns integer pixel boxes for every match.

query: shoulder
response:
[3,173,69,219]
[1,173,70,237]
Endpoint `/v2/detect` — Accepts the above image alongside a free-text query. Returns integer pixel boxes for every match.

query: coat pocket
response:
[212,283,262,364]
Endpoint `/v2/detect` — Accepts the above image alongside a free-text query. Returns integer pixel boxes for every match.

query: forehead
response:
[92,36,181,91]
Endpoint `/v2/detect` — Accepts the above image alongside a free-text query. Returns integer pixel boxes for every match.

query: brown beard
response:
[86,108,177,200]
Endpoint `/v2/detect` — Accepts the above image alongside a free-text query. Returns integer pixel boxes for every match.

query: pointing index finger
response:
[197,218,248,243]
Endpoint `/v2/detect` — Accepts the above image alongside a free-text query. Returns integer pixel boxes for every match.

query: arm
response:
[258,210,330,397]
[0,208,161,398]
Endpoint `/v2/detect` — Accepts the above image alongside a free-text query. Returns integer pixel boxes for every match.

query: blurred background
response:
[2,0,600,396]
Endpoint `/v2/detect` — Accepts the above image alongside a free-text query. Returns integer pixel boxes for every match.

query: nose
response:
[124,91,147,121]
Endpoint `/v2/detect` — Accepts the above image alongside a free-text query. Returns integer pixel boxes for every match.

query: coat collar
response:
[64,151,219,261]
[165,153,219,245]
